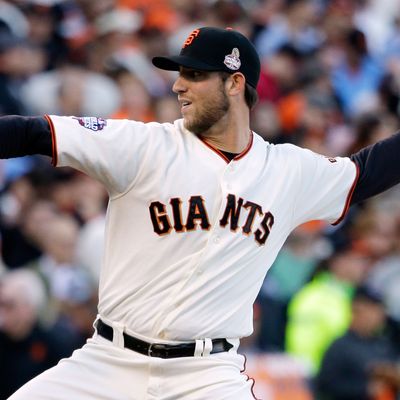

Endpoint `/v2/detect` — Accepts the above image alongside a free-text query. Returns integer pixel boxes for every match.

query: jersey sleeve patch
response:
[73,117,108,132]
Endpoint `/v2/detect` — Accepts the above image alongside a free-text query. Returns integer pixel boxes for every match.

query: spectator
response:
[21,65,121,117]
[0,268,75,399]
[32,213,92,306]
[257,224,324,351]
[330,28,385,117]
[255,0,324,59]
[0,169,43,268]
[285,245,371,375]
[0,33,44,115]
[111,68,155,121]
[316,285,399,400]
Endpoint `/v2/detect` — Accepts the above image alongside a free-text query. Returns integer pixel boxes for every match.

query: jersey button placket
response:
[223,162,235,192]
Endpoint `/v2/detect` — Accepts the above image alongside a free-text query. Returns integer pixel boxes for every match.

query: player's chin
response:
[185,120,209,136]
[183,119,192,133]
[183,116,193,129]
[181,107,193,121]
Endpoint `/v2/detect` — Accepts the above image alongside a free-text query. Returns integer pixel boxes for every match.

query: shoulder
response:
[252,135,308,164]
[130,118,185,138]
[48,115,183,134]
[56,116,188,146]
[252,135,306,156]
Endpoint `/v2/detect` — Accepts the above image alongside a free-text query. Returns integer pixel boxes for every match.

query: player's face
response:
[173,68,230,135]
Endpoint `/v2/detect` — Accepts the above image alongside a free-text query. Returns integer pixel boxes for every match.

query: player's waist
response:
[95,319,234,359]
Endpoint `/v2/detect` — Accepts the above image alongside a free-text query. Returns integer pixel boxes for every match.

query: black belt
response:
[96,319,233,359]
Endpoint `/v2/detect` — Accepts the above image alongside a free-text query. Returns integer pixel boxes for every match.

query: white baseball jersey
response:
[47,115,357,342]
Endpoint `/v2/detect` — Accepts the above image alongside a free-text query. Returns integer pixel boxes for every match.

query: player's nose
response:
[172,75,187,94]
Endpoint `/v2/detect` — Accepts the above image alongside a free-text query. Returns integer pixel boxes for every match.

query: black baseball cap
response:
[152,27,261,89]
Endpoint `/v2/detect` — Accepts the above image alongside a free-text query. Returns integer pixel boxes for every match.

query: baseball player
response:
[1,26,400,399]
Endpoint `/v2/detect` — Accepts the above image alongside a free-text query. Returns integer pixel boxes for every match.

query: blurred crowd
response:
[0,0,400,399]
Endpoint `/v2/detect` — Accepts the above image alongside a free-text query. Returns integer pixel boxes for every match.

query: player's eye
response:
[181,69,207,81]
[192,71,203,78]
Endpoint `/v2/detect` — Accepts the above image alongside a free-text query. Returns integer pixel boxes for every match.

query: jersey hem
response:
[331,160,360,226]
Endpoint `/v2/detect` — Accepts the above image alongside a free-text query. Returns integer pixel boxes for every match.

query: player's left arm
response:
[350,131,400,204]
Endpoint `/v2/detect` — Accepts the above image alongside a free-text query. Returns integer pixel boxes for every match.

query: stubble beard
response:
[184,88,230,136]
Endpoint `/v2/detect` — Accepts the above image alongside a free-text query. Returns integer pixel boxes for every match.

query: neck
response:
[200,105,251,153]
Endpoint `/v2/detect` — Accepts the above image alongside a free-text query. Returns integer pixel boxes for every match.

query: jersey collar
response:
[198,131,254,164]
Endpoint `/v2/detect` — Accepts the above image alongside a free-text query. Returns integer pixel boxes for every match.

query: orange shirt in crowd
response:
[117,0,178,32]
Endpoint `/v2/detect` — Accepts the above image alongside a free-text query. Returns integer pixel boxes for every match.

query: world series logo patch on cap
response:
[224,48,241,70]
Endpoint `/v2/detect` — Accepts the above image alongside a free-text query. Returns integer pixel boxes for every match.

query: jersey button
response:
[213,236,221,244]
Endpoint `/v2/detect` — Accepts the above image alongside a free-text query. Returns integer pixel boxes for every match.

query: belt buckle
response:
[148,343,154,357]
[148,343,167,358]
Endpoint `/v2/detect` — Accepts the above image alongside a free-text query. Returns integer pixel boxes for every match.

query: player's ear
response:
[225,73,245,96]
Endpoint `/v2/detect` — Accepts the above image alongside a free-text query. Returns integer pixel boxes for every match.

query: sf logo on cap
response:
[224,48,241,70]
[183,29,200,48]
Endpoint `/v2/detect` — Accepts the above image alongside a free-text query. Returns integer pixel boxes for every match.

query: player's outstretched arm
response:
[0,115,52,159]
[351,131,400,204]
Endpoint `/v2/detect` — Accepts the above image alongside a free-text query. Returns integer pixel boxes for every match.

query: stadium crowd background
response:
[0,0,400,398]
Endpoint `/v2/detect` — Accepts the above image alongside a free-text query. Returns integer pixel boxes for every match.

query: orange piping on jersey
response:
[199,132,254,164]
[44,115,57,167]
[234,132,253,160]
[332,160,360,226]
[200,139,230,162]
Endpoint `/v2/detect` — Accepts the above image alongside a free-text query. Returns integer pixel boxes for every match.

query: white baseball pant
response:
[8,326,257,399]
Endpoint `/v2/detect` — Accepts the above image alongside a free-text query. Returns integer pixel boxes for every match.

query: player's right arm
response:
[0,114,172,198]
[0,115,52,158]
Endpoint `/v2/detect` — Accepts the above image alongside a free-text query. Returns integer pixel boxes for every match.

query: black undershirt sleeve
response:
[0,115,52,158]
[350,131,400,205]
